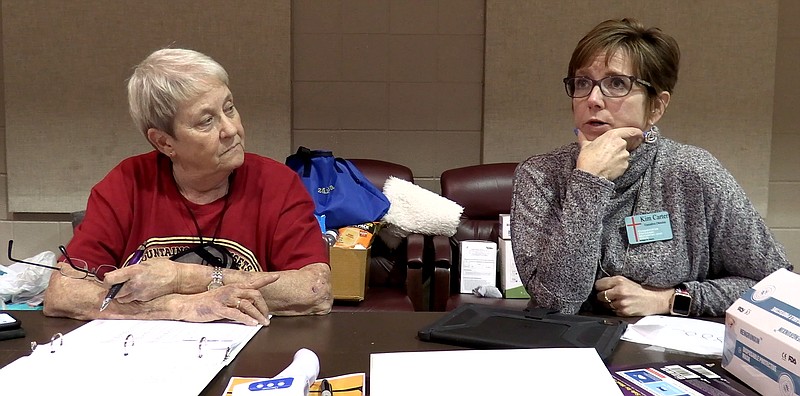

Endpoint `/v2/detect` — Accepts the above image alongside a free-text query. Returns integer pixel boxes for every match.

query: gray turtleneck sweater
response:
[510,132,792,316]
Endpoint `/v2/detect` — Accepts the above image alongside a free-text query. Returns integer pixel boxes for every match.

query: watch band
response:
[207,266,224,291]
[670,287,692,316]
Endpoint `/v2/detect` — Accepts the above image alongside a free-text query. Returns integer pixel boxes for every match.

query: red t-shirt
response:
[66,151,327,272]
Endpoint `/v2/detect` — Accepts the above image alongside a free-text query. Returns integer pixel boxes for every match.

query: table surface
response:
[0,310,742,395]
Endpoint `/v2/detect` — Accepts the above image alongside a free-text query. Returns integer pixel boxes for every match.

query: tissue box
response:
[329,246,370,301]
[722,268,800,396]
[498,238,530,299]
[459,240,497,293]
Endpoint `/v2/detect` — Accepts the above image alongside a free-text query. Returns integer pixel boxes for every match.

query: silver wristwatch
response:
[207,266,224,290]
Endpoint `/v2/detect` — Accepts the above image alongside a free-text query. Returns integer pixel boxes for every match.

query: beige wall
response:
[2,0,291,213]
[768,0,800,266]
[485,2,777,215]
[291,0,485,192]
[0,1,797,270]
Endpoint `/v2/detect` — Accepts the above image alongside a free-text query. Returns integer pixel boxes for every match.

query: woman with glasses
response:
[511,18,791,317]
[42,48,331,325]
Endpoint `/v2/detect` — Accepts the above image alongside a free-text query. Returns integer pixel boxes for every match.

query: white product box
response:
[499,214,511,240]
[722,268,800,396]
[459,240,497,294]
[498,238,530,299]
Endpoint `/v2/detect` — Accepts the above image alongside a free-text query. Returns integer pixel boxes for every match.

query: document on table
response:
[621,315,724,356]
[0,319,261,396]
[370,348,623,395]
[610,361,759,396]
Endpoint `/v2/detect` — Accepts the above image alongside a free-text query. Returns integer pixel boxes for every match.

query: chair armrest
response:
[430,235,453,311]
[405,233,426,311]
[405,233,425,269]
[432,235,452,269]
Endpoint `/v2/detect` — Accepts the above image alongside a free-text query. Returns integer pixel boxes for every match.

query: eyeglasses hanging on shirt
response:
[169,241,236,269]
[176,179,235,269]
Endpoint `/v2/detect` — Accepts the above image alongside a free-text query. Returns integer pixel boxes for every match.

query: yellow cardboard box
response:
[329,246,370,301]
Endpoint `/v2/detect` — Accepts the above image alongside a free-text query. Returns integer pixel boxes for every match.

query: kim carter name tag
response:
[624,211,673,244]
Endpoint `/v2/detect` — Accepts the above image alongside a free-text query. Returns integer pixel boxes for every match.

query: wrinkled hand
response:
[103,257,179,303]
[594,275,673,317]
[173,274,278,325]
[576,128,644,181]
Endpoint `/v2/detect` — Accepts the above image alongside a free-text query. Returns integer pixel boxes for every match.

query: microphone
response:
[232,348,320,395]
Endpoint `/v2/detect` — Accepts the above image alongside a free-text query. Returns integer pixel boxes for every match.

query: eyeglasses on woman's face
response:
[6,240,116,282]
[563,75,652,98]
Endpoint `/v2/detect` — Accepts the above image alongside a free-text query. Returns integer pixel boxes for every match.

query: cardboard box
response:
[499,214,511,240]
[329,246,370,301]
[498,238,530,299]
[722,268,800,396]
[459,240,497,293]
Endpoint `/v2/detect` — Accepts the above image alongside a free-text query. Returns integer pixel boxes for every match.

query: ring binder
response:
[198,336,207,358]
[124,334,134,356]
[30,332,63,354]
[29,331,235,362]
[2,319,262,395]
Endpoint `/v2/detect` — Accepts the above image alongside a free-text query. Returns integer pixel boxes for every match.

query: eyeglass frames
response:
[6,240,116,283]
[169,241,234,269]
[563,75,652,98]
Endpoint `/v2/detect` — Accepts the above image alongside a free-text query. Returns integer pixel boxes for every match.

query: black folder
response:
[417,303,627,361]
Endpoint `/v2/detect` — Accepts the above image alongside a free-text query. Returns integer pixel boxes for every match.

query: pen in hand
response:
[100,248,145,311]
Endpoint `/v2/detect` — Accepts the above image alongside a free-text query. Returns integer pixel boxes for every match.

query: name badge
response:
[624,211,673,244]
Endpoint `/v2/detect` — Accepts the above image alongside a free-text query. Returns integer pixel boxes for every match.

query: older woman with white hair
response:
[43,48,331,324]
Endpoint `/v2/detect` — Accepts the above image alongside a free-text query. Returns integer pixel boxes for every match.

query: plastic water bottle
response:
[323,230,338,246]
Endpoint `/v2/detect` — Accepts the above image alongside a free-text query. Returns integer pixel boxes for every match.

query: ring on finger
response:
[235,299,242,310]
[603,291,611,304]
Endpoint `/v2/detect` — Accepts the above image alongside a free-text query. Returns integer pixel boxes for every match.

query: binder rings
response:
[0,319,262,396]
[418,303,627,361]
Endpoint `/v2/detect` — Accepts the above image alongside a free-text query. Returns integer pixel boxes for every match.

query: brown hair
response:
[568,18,680,110]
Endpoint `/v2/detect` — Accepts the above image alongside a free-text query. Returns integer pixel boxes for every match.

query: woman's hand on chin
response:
[575,127,643,181]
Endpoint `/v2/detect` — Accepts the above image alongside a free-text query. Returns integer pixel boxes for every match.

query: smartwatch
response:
[207,266,224,291]
[670,287,692,316]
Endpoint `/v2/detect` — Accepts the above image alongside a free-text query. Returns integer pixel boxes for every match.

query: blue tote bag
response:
[286,147,391,229]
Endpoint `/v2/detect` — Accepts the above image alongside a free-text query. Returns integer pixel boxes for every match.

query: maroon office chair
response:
[330,158,427,312]
[430,162,530,311]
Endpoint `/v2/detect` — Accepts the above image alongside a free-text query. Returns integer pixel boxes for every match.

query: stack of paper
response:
[370,348,622,395]
[621,315,724,356]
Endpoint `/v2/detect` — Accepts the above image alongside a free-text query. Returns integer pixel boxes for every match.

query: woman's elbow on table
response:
[306,262,333,314]
[285,262,332,315]
[42,273,93,319]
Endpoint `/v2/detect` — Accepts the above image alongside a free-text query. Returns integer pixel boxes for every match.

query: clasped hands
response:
[594,275,674,317]
[575,127,645,181]
[102,258,276,326]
